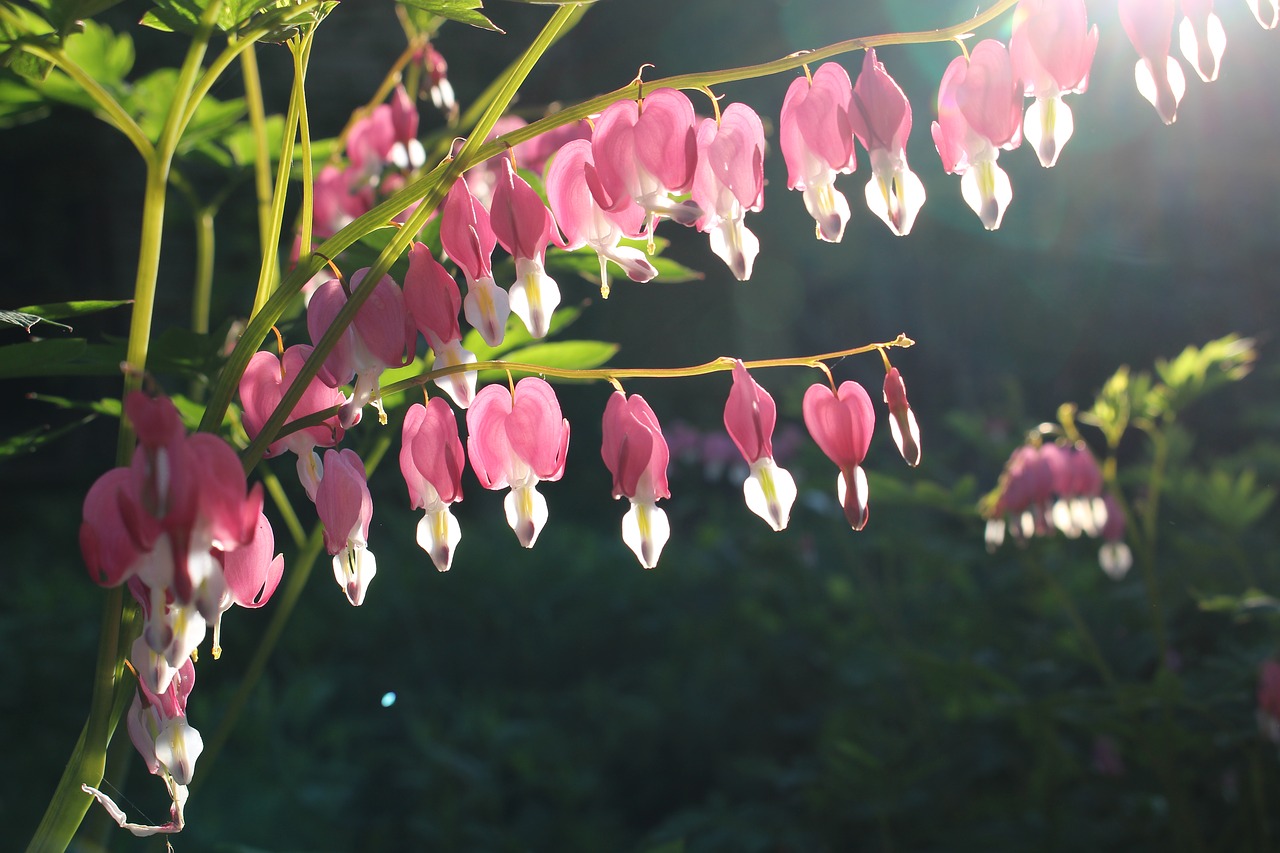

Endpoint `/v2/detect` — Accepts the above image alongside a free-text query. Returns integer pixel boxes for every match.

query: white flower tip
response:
[333,545,377,606]
[505,483,549,549]
[1099,542,1133,580]
[743,459,797,532]
[961,161,1012,231]
[622,500,670,568]
[417,506,462,572]
[836,466,870,531]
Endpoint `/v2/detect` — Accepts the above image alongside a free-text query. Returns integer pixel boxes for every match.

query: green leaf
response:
[1153,334,1256,414]
[15,299,131,324]
[1194,588,1280,620]
[461,305,582,361]
[27,393,122,417]
[0,310,68,332]
[127,68,245,149]
[0,413,97,460]
[0,338,122,378]
[27,0,129,34]
[477,339,617,381]
[0,6,57,82]
[0,75,46,125]
[140,0,300,34]
[396,0,503,32]
[60,19,132,86]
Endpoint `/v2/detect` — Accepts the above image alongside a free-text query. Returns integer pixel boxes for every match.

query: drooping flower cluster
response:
[781,53,930,242]
[982,439,1131,578]
[79,392,282,834]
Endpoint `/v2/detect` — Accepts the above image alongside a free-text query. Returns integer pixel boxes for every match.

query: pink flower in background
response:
[1009,0,1098,167]
[1120,0,1186,124]
[315,448,377,606]
[490,158,561,339]
[467,378,570,548]
[546,138,655,298]
[418,42,455,114]
[401,398,466,571]
[404,242,478,408]
[1098,493,1133,580]
[723,360,796,531]
[602,391,672,568]
[388,84,425,170]
[441,178,509,347]
[691,103,766,280]
[803,381,876,530]
[313,165,369,239]
[239,345,346,499]
[306,269,412,427]
[779,62,856,242]
[932,39,1023,230]
[848,49,926,235]
[1178,0,1227,83]
[882,367,921,467]
[1258,660,1280,743]
[588,87,702,234]
[514,118,592,177]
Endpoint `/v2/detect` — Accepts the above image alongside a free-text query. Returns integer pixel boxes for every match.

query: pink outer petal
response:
[307,280,358,387]
[126,391,185,449]
[220,512,284,609]
[849,49,912,155]
[587,99,640,213]
[404,242,463,347]
[316,449,372,555]
[81,467,141,586]
[466,384,516,490]
[1120,0,1176,60]
[957,40,1023,148]
[723,360,776,464]
[1010,0,1098,95]
[348,269,411,370]
[401,398,466,507]
[694,104,766,219]
[549,140,647,248]
[932,55,973,173]
[779,63,856,190]
[601,392,670,502]
[506,378,570,481]
[491,160,553,263]
[440,178,496,283]
[632,88,699,194]
[188,433,262,553]
[802,381,875,470]
[240,347,345,457]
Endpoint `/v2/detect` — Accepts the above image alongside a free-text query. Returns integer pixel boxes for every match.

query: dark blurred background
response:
[3,0,1279,850]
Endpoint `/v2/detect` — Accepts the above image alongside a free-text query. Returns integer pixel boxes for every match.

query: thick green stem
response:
[26,589,127,851]
[249,31,312,315]
[294,36,316,260]
[240,45,276,285]
[192,207,216,337]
